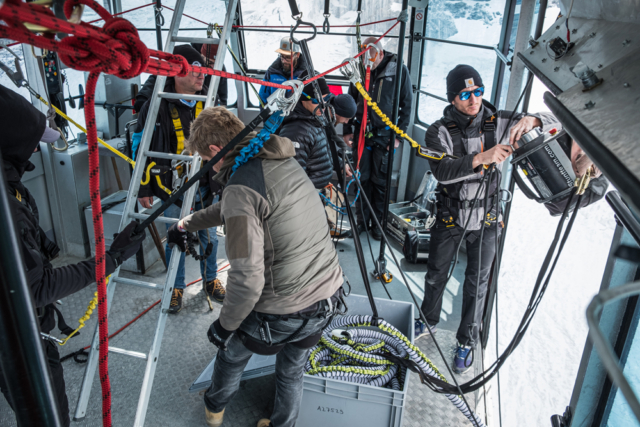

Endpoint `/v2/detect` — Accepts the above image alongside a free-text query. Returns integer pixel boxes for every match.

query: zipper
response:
[377,79,384,103]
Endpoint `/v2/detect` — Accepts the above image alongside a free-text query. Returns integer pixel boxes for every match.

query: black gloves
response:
[106,221,146,270]
[167,222,187,252]
[207,319,234,351]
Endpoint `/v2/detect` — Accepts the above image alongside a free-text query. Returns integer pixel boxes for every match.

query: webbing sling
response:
[444,114,497,157]
[170,101,203,154]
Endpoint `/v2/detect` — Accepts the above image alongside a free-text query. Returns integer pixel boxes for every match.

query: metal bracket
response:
[339,57,362,85]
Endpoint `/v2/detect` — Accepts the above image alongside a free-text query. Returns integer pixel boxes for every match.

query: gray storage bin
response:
[189,295,414,427]
[297,295,414,427]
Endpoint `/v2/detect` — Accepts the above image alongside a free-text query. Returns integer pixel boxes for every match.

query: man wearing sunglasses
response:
[415,64,559,374]
[344,37,413,240]
[258,37,309,105]
[133,44,225,315]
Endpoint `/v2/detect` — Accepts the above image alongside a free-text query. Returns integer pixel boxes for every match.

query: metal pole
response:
[522,0,548,113]
[0,150,63,427]
[504,0,536,111]
[377,0,409,277]
[154,0,163,50]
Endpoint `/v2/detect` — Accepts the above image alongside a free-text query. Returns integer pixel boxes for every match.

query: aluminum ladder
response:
[73,0,238,424]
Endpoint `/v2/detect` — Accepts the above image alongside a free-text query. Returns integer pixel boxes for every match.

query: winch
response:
[511,127,576,204]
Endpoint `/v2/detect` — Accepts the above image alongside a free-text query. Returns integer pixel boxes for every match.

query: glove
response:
[207,319,234,351]
[167,222,187,252]
[106,221,146,269]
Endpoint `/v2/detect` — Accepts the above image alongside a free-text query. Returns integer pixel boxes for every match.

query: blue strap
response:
[231,111,284,176]
[131,131,143,160]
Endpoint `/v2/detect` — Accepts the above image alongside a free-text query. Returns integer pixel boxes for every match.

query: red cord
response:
[356,66,370,170]
[87,2,155,24]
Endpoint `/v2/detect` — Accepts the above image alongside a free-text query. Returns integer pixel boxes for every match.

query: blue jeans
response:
[204,313,328,427]
[164,188,218,289]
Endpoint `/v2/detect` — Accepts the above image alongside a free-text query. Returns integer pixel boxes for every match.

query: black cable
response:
[344,156,479,426]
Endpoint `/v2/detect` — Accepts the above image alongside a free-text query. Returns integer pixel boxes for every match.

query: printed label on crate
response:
[317,406,345,415]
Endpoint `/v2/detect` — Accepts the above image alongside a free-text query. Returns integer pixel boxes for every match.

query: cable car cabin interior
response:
[1,0,639,426]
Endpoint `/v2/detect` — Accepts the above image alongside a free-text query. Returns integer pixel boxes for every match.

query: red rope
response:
[162,5,208,26]
[230,17,397,29]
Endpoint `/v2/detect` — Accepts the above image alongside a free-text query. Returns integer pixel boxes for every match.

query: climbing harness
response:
[306,315,486,427]
[171,101,203,155]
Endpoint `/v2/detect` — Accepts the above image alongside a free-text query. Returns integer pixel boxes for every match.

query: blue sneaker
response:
[414,319,437,339]
[453,343,473,373]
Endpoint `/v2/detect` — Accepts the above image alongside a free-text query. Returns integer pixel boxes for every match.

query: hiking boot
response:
[206,279,226,303]
[257,419,271,427]
[205,407,224,427]
[168,288,183,314]
[453,342,473,374]
[330,226,352,239]
[414,319,437,339]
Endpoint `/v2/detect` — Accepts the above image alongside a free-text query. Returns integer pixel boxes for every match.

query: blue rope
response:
[320,171,361,215]
[230,111,284,176]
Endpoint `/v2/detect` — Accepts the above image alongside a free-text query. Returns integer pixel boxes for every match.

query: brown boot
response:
[205,407,225,427]
[256,419,271,427]
[167,288,183,314]
[205,278,226,303]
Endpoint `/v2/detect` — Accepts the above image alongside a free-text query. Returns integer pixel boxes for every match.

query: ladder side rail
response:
[204,0,239,108]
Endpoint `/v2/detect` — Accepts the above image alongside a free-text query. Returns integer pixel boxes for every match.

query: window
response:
[241,0,410,75]
[417,0,507,125]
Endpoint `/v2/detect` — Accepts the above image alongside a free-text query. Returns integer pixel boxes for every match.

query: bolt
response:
[554,67,560,72]
[542,58,547,63]
[556,25,560,29]
[572,29,577,34]
[584,101,596,110]
[598,64,603,68]
[622,39,631,46]
[590,32,596,38]
[624,83,630,88]
[530,50,534,54]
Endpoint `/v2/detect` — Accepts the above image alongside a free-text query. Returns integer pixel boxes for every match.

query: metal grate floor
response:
[1,231,484,427]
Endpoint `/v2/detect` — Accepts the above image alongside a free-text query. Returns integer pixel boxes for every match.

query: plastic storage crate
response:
[189,295,414,427]
[297,295,414,427]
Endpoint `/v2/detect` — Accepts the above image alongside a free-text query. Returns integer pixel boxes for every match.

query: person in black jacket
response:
[133,42,228,112]
[279,79,337,189]
[133,45,225,314]
[343,37,413,240]
[0,84,144,427]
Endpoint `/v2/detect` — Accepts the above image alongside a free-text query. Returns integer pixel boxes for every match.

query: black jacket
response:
[4,162,103,333]
[278,103,333,189]
[344,51,413,143]
[133,71,228,113]
[135,80,220,200]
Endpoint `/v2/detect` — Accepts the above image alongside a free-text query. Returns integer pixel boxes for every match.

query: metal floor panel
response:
[0,232,483,426]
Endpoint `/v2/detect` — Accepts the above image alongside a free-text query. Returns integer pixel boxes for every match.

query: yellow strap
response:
[172,101,203,155]
[34,95,135,167]
[354,82,448,161]
[141,161,172,195]
[15,189,22,202]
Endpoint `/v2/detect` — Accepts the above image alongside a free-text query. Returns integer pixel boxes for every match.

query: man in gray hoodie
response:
[166,107,344,427]
[415,65,559,374]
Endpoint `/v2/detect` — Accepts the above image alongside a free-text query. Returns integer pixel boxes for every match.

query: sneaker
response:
[168,288,183,314]
[205,407,224,427]
[414,319,437,339]
[257,419,271,427]
[453,342,473,374]
[206,279,226,303]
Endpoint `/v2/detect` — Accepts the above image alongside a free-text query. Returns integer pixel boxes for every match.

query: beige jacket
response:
[182,131,343,331]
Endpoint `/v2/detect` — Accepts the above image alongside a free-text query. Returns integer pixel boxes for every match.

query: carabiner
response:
[323,14,331,34]
[290,17,317,45]
[339,57,362,85]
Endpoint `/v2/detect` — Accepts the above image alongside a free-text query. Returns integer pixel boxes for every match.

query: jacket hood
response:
[214,131,296,184]
[442,99,497,132]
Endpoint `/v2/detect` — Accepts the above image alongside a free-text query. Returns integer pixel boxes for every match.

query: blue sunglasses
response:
[457,86,484,101]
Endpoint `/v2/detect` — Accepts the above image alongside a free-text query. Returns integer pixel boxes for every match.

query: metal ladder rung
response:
[108,347,147,360]
[144,151,194,161]
[173,36,219,44]
[129,212,178,224]
[158,92,207,101]
[112,277,162,290]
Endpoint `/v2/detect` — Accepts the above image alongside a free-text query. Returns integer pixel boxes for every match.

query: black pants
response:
[421,223,500,346]
[355,142,389,227]
[0,339,70,427]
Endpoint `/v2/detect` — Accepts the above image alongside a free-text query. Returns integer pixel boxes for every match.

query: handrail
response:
[606,191,640,247]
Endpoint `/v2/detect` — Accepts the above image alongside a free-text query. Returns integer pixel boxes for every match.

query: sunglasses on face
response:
[190,61,204,78]
[457,86,484,101]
